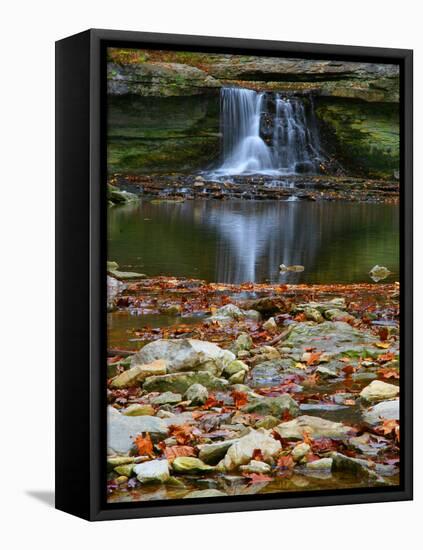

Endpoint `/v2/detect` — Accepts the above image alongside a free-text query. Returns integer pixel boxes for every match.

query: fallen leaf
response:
[231,390,249,408]
[133,433,154,457]
[168,424,195,445]
[163,445,196,462]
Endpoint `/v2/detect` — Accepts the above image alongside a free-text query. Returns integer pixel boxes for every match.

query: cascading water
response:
[215,87,323,176]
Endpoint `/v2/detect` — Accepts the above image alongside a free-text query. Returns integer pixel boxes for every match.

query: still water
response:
[108,199,399,285]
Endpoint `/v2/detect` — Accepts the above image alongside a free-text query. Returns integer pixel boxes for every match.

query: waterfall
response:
[215,87,323,176]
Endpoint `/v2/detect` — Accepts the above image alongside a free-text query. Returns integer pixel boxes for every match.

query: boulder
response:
[274,415,355,440]
[184,383,209,405]
[218,429,281,471]
[242,395,299,417]
[134,459,170,483]
[110,359,167,388]
[107,407,168,453]
[132,339,235,376]
[143,371,229,394]
[363,399,400,426]
[360,380,399,403]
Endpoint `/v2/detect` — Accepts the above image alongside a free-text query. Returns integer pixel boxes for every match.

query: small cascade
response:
[214,87,323,176]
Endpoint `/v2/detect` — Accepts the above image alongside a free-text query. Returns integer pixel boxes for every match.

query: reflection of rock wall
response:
[107,52,400,178]
[108,95,220,174]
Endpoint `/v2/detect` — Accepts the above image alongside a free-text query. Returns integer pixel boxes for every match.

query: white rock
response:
[363,398,400,426]
[133,459,170,483]
[219,429,281,471]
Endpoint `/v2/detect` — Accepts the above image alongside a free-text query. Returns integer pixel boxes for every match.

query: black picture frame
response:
[55,28,413,521]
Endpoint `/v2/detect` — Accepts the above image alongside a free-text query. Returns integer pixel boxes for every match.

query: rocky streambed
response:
[107,276,400,502]
[109,174,399,205]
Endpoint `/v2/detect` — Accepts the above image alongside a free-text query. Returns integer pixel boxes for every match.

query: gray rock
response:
[198,439,239,465]
[184,383,209,405]
[331,452,376,479]
[285,321,377,357]
[363,399,400,426]
[249,359,295,387]
[242,394,299,417]
[132,338,235,376]
[210,304,261,323]
[223,360,249,378]
[107,407,168,453]
[231,332,253,353]
[151,391,182,405]
[143,371,229,394]
[274,415,355,440]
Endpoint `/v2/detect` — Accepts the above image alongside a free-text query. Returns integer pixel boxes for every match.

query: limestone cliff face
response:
[107,53,399,178]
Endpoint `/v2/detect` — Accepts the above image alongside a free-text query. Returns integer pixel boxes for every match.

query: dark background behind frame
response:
[55,29,413,521]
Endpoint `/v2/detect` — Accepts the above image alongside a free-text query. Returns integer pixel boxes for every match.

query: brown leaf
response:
[168,424,195,445]
[231,390,249,408]
[163,445,196,462]
[133,432,154,457]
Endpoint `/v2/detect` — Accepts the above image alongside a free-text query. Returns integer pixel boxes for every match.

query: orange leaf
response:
[306,352,322,366]
[302,430,313,446]
[231,390,249,408]
[168,424,194,445]
[202,394,221,410]
[133,432,154,457]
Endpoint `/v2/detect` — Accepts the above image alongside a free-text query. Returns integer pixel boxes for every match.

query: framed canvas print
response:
[55,29,413,521]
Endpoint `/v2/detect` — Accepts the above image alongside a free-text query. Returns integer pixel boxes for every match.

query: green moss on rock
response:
[315,98,399,179]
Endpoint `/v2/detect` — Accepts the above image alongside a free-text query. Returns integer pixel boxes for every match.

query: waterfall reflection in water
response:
[108,200,399,285]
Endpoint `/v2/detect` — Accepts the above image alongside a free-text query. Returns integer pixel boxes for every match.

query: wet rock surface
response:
[107,277,400,502]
